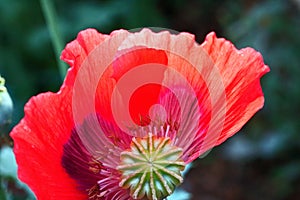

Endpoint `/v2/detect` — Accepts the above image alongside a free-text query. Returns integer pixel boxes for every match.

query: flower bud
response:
[0,76,13,136]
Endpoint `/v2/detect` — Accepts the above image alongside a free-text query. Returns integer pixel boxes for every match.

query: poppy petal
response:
[183,32,270,161]
[64,29,133,150]
[10,88,86,200]
[202,32,269,143]
[60,29,108,87]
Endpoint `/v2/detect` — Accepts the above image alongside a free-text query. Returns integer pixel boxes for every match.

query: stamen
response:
[88,184,101,200]
[89,159,102,174]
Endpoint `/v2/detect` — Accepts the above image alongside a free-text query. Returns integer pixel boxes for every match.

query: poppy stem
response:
[40,0,67,80]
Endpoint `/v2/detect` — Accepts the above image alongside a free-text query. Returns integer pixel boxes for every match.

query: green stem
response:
[40,0,67,80]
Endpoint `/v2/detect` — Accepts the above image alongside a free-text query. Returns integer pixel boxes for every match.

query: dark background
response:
[0,0,299,199]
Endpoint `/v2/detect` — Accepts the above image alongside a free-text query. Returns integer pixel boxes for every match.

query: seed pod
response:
[0,76,13,136]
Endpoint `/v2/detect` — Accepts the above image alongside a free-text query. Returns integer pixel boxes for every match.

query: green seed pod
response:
[0,76,13,136]
[117,134,185,200]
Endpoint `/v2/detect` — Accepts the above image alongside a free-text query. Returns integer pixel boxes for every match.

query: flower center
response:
[117,133,185,200]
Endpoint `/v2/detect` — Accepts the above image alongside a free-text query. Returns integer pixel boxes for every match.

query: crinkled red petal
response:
[10,88,87,200]
[60,28,108,87]
[183,32,270,161]
[202,32,269,144]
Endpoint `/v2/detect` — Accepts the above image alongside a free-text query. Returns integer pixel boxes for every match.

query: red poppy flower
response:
[10,28,269,200]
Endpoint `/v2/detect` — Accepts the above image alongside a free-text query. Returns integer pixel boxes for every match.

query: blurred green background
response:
[0,0,299,199]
